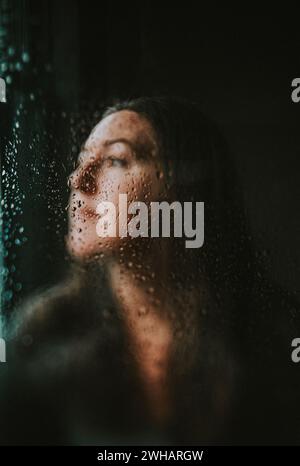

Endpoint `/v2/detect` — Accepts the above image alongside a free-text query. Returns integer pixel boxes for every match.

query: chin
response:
[65,232,123,263]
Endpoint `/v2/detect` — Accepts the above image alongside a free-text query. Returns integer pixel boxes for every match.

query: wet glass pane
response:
[0,2,300,448]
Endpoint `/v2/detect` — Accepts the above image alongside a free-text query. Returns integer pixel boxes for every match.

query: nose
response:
[68,163,99,195]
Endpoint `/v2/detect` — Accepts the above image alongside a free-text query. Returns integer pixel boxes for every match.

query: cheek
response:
[95,165,164,206]
[117,165,166,205]
[95,169,123,204]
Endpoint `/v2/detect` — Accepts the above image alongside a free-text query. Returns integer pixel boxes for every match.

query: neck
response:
[106,239,176,425]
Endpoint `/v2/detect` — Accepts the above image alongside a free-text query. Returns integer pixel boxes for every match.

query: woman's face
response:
[67,110,168,260]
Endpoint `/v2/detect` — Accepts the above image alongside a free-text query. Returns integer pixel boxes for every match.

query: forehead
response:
[86,110,157,150]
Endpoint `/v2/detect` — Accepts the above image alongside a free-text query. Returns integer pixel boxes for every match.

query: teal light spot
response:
[15,283,22,292]
[0,62,7,72]
[8,46,15,56]
[21,51,30,63]
[3,290,13,301]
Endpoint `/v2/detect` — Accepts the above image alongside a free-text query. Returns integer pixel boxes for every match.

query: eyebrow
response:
[103,138,136,150]
[80,138,135,154]
[79,137,154,164]
[104,138,155,161]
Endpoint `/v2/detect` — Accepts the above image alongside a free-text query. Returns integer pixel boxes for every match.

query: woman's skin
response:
[67,110,198,427]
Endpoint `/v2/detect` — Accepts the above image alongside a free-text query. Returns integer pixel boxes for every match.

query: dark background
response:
[0,1,299,313]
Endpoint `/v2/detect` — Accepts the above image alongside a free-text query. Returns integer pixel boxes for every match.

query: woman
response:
[1,96,299,445]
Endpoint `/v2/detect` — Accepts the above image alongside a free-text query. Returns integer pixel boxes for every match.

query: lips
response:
[68,193,100,221]
[81,206,99,219]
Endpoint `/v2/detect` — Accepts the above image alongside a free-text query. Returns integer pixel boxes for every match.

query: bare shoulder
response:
[7,273,82,340]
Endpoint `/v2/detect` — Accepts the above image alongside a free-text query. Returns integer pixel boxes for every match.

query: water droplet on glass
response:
[138,306,148,316]
[8,46,15,56]
[22,51,30,63]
